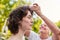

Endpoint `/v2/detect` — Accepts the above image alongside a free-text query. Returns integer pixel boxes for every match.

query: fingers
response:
[29,3,39,9]
[33,3,39,8]
[29,5,36,11]
[29,3,40,11]
[33,3,39,6]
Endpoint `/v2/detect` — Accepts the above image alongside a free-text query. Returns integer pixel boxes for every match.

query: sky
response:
[26,0,60,22]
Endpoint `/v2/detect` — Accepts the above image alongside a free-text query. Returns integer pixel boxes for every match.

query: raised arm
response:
[30,3,60,35]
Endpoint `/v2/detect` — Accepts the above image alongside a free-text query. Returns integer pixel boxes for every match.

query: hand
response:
[30,3,42,16]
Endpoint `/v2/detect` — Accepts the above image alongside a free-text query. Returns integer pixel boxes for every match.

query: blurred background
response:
[0,0,60,40]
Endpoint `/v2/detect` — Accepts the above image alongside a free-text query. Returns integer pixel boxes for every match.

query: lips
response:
[30,24,33,26]
[30,23,33,26]
[40,30,46,34]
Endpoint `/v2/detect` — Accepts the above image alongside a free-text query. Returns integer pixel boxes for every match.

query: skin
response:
[39,23,50,39]
[30,3,60,40]
[8,11,33,40]
[52,33,58,40]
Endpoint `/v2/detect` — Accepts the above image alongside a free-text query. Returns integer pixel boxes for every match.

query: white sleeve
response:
[27,31,40,40]
[48,36,53,40]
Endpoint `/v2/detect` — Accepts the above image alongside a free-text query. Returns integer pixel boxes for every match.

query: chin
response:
[28,28,32,30]
[27,28,32,30]
[26,26,32,30]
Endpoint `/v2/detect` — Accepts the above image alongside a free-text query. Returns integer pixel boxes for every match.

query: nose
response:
[31,18,33,24]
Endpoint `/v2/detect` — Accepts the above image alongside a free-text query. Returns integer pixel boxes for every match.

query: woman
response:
[8,6,33,40]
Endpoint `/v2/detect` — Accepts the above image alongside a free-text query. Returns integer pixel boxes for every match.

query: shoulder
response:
[27,31,40,40]
[48,36,53,40]
[30,31,39,37]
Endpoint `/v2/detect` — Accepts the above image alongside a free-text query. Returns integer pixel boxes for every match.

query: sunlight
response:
[29,0,60,22]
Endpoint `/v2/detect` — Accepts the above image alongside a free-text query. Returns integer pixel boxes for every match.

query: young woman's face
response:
[19,11,33,31]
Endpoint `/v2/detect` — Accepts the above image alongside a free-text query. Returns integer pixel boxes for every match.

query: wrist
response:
[36,10,42,16]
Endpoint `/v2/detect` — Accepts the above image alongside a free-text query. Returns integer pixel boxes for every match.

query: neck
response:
[16,29,24,37]
[40,33,49,39]
[11,29,24,40]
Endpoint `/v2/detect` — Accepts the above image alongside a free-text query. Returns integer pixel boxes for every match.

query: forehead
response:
[26,11,32,16]
[41,23,47,26]
[40,23,49,28]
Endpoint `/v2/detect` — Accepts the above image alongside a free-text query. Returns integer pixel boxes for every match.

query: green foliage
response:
[0,0,31,40]
[55,20,60,28]
[0,0,30,32]
[0,31,11,40]
[32,17,42,33]
[0,0,17,32]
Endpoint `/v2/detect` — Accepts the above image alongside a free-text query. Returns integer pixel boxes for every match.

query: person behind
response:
[30,3,60,40]
[39,23,52,40]
[7,6,33,40]
[24,23,52,40]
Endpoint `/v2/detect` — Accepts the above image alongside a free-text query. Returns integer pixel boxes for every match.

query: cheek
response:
[22,19,31,30]
[23,19,30,26]
[45,30,49,34]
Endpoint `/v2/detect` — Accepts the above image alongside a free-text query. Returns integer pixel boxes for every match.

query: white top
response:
[40,36,52,40]
[27,31,52,40]
[23,36,25,40]
[27,31,40,40]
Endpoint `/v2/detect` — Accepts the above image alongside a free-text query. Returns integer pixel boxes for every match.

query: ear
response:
[18,21,22,26]
[18,21,22,23]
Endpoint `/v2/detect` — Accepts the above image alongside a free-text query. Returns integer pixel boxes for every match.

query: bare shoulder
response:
[7,37,12,40]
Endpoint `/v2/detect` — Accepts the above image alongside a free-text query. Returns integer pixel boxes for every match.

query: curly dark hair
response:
[8,6,33,35]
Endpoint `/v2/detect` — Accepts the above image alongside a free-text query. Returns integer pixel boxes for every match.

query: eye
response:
[28,16,31,19]
[44,25,47,26]
[40,26,44,29]
[27,15,32,19]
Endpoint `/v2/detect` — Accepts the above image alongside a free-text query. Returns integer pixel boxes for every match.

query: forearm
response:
[37,11,60,35]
